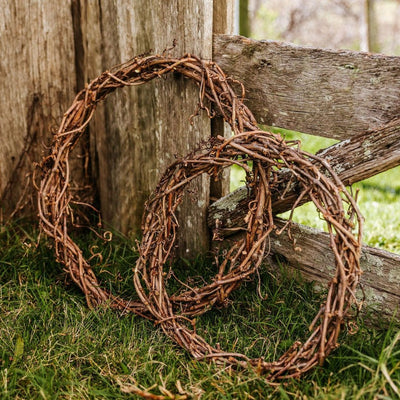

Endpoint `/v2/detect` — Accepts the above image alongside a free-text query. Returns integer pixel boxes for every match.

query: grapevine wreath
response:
[38,51,363,381]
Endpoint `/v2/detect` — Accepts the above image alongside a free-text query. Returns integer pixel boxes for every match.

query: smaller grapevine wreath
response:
[38,50,363,380]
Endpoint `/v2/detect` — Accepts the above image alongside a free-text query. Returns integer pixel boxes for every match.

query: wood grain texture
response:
[212,0,235,35]
[214,218,400,318]
[213,34,400,140]
[85,0,213,255]
[208,118,400,231]
[0,0,86,218]
[270,219,400,318]
[210,0,235,201]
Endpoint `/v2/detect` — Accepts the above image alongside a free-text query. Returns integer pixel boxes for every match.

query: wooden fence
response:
[209,34,400,318]
[0,2,399,316]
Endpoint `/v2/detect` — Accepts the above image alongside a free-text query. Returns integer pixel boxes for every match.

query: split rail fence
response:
[209,35,400,318]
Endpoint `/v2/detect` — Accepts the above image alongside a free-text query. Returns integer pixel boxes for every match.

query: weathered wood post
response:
[84,0,234,256]
[88,0,233,256]
[87,1,213,256]
[0,1,87,220]
[211,0,235,201]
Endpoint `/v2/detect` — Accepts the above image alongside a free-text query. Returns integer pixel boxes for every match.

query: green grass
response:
[230,128,400,254]
[1,223,400,399]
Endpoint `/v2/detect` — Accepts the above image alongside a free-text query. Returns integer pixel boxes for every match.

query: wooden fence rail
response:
[213,34,400,140]
[211,218,400,318]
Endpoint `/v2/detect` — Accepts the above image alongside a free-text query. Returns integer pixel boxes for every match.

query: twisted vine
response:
[38,51,363,381]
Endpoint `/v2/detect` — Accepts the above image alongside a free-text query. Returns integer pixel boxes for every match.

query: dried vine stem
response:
[38,52,363,380]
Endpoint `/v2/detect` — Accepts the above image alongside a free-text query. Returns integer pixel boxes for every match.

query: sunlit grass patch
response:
[230,128,400,254]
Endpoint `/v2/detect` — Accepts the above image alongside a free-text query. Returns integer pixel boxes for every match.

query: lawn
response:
[1,130,400,399]
[1,220,399,399]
